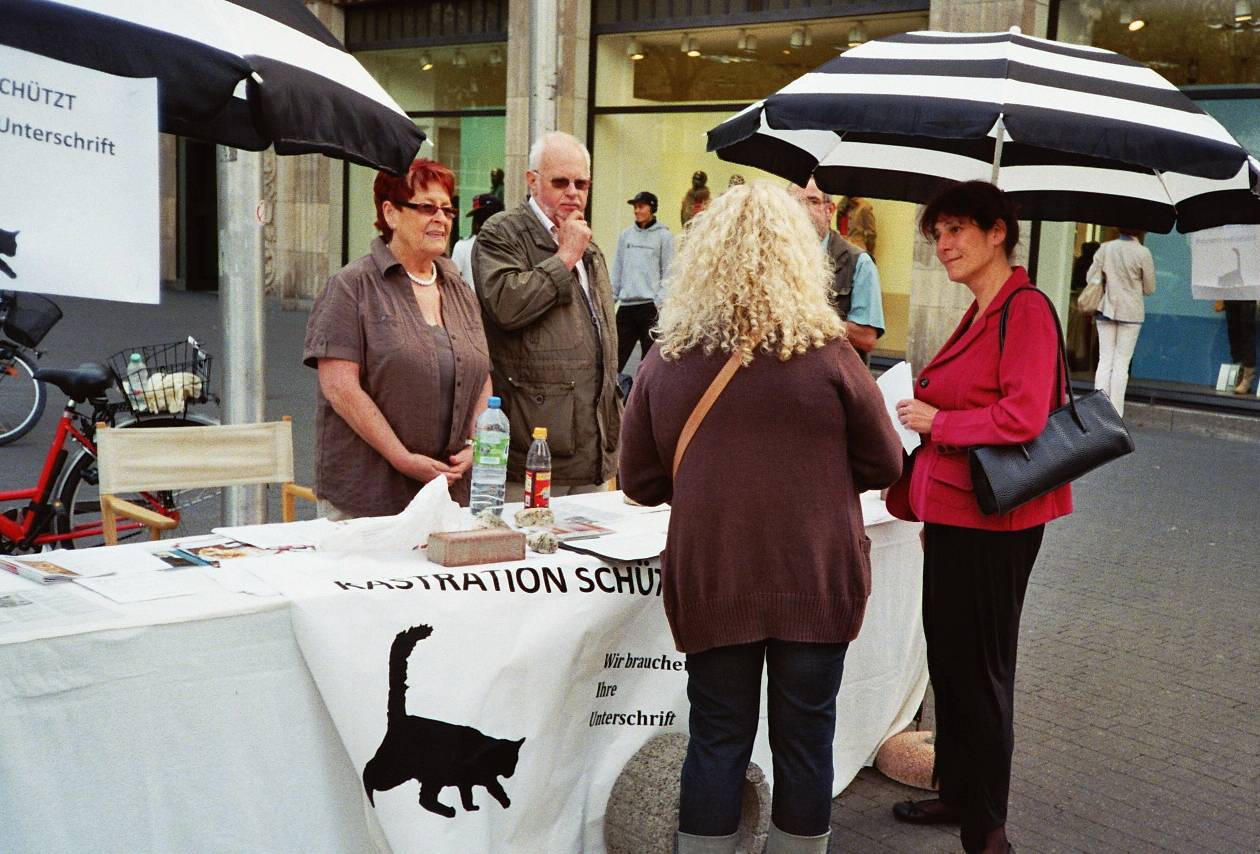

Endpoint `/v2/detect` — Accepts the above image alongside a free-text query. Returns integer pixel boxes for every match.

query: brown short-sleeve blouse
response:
[303,238,491,515]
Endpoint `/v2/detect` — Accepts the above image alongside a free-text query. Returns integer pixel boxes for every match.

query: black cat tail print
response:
[0,229,17,279]
[362,624,526,817]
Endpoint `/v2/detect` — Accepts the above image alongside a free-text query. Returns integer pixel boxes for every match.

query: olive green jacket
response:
[471,202,621,485]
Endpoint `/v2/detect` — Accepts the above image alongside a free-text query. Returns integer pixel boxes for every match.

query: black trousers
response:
[922,522,1044,853]
[1224,300,1257,368]
[616,302,657,373]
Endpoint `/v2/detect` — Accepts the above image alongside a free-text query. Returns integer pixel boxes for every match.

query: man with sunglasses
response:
[472,132,620,500]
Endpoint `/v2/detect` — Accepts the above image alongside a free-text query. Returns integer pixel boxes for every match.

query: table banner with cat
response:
[265,549,689,853]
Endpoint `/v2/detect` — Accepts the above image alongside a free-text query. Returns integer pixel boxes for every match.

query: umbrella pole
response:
[991,115,1006,185]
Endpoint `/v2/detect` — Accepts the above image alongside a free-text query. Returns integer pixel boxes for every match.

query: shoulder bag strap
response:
[672,350,744,478]
[997,287,1081,428]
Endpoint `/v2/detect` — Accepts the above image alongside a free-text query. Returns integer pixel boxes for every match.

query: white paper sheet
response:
[44,544,168,576]
[213,518,342,549]
[75,569,224,604]
[876,360,921,454]
[0,586,120,636]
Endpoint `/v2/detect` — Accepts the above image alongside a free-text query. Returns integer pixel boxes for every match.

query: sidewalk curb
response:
[1123,400,1260,444]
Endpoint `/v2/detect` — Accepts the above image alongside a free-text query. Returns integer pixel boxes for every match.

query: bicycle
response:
[0,290,63,445]
[0,339,218,554]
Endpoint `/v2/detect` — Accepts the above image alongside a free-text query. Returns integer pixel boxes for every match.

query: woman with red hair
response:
[303,160,492,517]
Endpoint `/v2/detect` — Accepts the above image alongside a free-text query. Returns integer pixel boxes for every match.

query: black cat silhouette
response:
[362,624,525,818]
[0,229,17,279]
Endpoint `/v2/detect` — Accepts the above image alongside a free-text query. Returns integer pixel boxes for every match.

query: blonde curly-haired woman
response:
[618,181,903,854]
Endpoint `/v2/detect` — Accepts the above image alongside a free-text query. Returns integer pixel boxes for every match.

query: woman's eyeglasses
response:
[394,200,458,219]
[546,176,591,191]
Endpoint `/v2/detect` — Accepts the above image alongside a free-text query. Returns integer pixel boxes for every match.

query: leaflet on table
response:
[212,518,342,550]
[75,569,225,604]
[0,556,118,584]
[0,586,121,637]
[166,534,286,566]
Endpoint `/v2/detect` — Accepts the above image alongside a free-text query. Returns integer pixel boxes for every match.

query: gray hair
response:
[528,131,591,172]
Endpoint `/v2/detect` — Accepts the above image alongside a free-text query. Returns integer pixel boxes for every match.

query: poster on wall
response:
[0,45,158,304]
[1190,224,1260,302]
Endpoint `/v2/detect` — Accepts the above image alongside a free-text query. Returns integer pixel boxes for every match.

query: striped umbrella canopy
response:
[4,0,424,174]
[707,28,1260,234]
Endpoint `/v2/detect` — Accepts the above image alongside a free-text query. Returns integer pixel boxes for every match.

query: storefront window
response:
[1055,1,1259,397]
[592,13,927,358]
[345,44,507,259]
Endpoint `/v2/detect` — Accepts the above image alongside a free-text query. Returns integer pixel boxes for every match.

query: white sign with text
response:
[1190,224,1260,302]
[0,45,159,303]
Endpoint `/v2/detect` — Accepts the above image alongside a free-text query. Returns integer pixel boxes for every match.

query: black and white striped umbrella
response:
[708,28,1260,234]
[4,0,424,173]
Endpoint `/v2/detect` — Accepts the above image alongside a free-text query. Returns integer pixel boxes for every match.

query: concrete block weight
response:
[605,733,771,854]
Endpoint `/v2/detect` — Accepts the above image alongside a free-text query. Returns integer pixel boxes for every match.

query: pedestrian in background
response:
[450,192,504,289]
[1088,227,1156,416]
[303,159,492,517]
[471,132,620,501]
[619,181,902,854]
[888,180,1072,854]
[611,190,674,379]
[789,178,885,361]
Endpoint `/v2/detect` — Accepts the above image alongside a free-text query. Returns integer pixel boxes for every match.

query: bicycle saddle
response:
[34,362,113,402]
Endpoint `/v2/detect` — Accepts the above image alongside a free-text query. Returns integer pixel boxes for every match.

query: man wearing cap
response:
[612,191,674,374]
[451,192,504,288]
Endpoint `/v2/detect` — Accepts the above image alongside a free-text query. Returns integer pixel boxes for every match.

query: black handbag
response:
[969,288,1134,516]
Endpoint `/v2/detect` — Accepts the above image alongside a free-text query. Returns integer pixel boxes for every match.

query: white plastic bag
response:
[314,476,468,553]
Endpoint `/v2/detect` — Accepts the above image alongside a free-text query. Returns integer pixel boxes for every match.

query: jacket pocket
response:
[506,378,576,456]
[926,453,975,510]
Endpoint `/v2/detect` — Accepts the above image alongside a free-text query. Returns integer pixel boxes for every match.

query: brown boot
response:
[1235,366,1256,395]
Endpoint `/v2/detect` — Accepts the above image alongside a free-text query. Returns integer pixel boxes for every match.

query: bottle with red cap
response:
[524,427,552,508]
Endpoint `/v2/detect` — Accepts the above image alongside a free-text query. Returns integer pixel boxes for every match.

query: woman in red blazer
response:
[886,181,1072,854]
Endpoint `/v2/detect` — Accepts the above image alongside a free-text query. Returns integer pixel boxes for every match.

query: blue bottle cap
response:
[488,396,501,408]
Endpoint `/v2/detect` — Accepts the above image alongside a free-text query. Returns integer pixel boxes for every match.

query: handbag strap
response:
[672,350,744,478]
[996,287,1082,428]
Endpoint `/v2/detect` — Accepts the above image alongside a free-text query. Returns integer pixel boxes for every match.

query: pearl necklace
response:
[407,267,437,287]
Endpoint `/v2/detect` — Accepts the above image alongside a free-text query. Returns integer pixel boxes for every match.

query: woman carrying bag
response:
[618,181,902,854]
[886,181,1074,854]
[1087,227,1156,416]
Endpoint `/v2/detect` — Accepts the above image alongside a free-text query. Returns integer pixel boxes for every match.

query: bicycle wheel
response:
[52,414,221,549]
[0,350,45,445]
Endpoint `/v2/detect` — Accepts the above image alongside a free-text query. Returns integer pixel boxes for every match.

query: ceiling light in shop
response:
[626,38,644,60]
[488,47,502,66]
[453,50,467,68]
[847,21,869,47]
[1118,3,1145,31]
[419,54,433,71]
[736,30,748,51]
[789,27,805,49]
[744,34,758,52]
[803,26,813,47]
[680,34,700,57]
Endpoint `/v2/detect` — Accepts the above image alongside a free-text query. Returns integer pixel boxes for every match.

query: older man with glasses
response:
[471,131,621,500]
[789,178,885,364]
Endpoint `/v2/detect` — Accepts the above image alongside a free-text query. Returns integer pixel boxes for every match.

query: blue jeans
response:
[678,639,849,838]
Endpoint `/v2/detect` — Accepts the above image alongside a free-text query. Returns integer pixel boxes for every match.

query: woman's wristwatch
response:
[464,438,475,447]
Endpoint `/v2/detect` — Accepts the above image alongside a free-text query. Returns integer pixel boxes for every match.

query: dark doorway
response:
[179,139,219,291]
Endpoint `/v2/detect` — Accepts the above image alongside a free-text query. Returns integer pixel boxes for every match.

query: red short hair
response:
[373,159,456,242]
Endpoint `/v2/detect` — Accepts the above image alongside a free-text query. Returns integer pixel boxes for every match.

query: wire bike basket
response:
[107,338,214,416]
[0,291,63,349]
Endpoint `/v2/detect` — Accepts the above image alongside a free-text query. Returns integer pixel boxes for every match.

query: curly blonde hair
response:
[654,180,844,364]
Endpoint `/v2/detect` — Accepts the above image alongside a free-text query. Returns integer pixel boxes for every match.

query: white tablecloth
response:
[0,511,924,854]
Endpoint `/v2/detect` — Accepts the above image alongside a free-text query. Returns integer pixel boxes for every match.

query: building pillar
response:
[272,0,345,307]
[906,0,1052,373]
[504,0,592,209]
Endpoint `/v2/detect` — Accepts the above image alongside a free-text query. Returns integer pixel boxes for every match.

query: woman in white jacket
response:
[1087,228,1155,416]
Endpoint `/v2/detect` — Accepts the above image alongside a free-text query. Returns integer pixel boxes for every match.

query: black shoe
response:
[891,798,961,825]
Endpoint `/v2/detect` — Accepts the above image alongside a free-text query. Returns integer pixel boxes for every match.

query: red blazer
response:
[886,268,1073,531]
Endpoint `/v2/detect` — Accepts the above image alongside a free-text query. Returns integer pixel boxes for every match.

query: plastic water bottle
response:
[470,397,510,516]
[125,353,149,412]
[524,427,552,508]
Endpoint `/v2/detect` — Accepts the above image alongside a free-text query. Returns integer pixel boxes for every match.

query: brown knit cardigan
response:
[619,338,903,653]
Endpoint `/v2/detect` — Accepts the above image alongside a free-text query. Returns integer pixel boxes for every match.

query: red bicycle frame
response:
[0,401,166,548]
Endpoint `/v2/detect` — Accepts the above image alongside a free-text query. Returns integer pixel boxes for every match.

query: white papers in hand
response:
[876,360,921,454]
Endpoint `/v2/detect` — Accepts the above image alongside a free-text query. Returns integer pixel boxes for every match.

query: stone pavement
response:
[5,289,1258,852]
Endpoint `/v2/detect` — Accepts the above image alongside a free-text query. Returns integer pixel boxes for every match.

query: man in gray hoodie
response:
[612,191,674,375]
